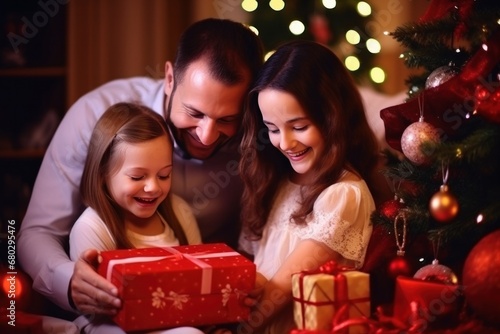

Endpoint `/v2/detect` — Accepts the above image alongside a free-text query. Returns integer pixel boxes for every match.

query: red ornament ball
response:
[379,199,404,220]
[475,84,500,124]
[401,120,440,165]
[388,256,412,279]
[462,230,500,326]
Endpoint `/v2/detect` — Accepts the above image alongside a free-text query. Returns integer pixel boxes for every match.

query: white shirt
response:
[69,194,202,261]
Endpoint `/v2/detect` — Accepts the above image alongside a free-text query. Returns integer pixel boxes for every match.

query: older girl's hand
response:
[241,272,267,307]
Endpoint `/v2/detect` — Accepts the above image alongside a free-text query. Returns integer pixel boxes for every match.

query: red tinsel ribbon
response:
[381,30,500,152]
[419,0,474,39]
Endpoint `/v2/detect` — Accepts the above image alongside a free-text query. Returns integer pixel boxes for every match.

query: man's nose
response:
[196,118,219,146]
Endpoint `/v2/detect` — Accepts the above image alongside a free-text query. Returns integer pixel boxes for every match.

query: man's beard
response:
[164,91,191,159]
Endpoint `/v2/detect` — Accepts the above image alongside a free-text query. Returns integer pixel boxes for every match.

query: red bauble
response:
[309,14,332,45]
[462,230,500,326]
[475,84,500,124]
[379,199,404,220]
[388,256,412,279]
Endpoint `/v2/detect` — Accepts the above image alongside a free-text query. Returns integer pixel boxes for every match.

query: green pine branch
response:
[423,121,500,164]
[375,122,500,247]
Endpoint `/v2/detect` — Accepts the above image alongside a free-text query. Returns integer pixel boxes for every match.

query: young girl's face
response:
[258,88,324,184]
[107,135,173,222]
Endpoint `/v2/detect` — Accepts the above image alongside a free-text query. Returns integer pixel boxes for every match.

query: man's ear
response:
[164,61,174,96]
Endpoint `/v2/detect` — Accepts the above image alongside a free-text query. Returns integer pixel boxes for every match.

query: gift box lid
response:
[98,243,256,299]
[394,276,464,328]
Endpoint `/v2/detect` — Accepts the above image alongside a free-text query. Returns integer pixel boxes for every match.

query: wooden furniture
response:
[0,1,68,230]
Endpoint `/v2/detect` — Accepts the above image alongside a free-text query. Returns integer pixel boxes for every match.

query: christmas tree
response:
[248,0,377,84]
[369,0,500,330]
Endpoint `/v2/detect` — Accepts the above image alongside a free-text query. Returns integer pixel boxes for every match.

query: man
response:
[17,18,264,317]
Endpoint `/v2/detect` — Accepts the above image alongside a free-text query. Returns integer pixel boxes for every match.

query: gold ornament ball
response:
[429,185,459,222]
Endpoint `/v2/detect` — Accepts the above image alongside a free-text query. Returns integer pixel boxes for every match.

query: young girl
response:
[69,102,203,334]
[238,41,379,333]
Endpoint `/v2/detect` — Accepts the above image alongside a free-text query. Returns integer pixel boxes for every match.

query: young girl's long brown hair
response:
[240,41,379,238]
[80,102,187,248]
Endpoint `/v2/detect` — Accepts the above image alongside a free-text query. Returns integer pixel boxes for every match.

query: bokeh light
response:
[366,38,381,53]
[242,0,258,12]
[2,273,23,298]
[356,1,372,17]
[289,20,305,35]
[269,0,285,11]
[264,50,275,61]
[345,56,360,71]
[345,30,361,45]
[248,25,259,35]
[322,0,337,9]
[370,67,386,83]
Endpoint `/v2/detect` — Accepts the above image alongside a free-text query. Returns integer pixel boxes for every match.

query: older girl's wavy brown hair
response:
[240,40,379,238]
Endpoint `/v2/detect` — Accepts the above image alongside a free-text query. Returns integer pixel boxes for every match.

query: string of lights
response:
[241,0,387,85]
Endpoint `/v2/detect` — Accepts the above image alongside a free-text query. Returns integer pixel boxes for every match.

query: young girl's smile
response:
[107,135,173,225]
[258,88,325,184]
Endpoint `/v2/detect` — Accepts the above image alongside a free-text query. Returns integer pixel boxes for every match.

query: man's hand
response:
[70,249,121,315]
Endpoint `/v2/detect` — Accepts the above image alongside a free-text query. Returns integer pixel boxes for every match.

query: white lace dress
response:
[239,170,374,334]
[241,169,375,280]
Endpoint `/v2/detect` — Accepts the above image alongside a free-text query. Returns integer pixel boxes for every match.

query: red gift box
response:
[97,243,255,332]
[393,276,464,331]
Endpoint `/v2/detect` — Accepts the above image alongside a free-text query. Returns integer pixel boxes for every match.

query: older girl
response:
[239,41,378,333]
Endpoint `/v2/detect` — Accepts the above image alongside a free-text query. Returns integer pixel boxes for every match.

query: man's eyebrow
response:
[183,103,203,114]
[183,103,241,119]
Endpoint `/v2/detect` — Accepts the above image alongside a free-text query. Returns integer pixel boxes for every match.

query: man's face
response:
[164,59,250,160]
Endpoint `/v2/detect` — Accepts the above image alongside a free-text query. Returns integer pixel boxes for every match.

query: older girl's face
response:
[258,88,324,184]
[107,135,173,224]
